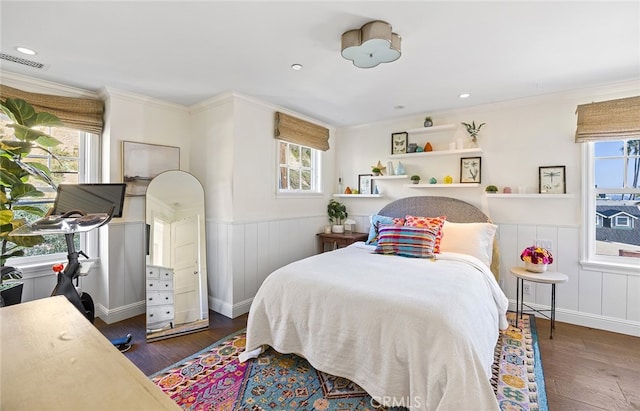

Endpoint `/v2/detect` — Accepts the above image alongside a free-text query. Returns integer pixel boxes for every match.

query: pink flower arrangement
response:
[520,246,553,265]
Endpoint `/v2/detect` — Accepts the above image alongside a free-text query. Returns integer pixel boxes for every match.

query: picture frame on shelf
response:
[460,157,482,183]
[539,165,566,194]
[358,174,374,195]
[391,132,408,154]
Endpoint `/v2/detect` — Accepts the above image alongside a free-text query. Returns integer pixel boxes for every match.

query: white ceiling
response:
[1,1,638,127]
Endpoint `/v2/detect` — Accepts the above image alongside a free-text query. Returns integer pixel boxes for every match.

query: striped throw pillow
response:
[404,215,446,253]
[374,225,439,258]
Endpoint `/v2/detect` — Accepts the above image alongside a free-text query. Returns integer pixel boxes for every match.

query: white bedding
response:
[239,242,509,411]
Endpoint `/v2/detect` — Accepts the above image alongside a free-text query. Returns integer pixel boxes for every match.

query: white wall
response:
[333,80,640,336]
[189,92,336,317]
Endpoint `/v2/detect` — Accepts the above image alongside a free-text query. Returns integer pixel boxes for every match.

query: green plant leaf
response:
[0,210,13,225]
[33,112,64,128]
[0,139,32,155]
[0,168,22,188]
[8,183,44,200]
[2,99,37,127]
[13,205,46,217]
[7,233,45,247]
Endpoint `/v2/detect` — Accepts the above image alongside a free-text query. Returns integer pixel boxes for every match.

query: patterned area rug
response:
[150,312,547,410]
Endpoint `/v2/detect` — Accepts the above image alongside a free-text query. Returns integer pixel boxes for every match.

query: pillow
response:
[374,225,438,258]
[366,215,405,245]
[439,221,497,267]
[404,215,446,253]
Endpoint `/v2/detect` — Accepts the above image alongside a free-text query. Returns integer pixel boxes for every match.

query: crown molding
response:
[0,70,99,98]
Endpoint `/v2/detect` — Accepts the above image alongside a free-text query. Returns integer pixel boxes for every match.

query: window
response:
[614,215,631,228]
[584,139,640,265]
[277,140,321,193]
[1,117,99,263]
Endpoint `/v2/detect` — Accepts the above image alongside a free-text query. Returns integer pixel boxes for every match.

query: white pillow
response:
[439,221,497,267]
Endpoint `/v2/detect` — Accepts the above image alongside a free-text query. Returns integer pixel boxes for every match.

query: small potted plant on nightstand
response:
[410,175,421,184]
[327,199,348,233]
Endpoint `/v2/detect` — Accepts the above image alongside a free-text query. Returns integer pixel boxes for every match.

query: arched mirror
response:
[145,170,209,342]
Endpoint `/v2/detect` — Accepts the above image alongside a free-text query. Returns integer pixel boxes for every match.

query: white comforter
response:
[239,243,509,411]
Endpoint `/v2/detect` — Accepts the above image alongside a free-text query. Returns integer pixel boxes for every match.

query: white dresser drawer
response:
[158,268,173,281]
[147,291,174,306]
[146,266,159,280]
[146,279,173,291]
[147,305,174,325]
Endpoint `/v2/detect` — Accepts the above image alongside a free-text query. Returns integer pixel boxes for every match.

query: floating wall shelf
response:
[406,183,481,188]
[405,124,456,135]
[371,175,408,180]
[485,193,574,199]
[333,194,383,198]
[390,147,482,159]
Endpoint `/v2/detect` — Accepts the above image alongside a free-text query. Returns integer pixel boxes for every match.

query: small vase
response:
[525,261,547,273]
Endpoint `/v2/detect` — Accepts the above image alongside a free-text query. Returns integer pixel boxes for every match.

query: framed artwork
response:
[122,141,180,196]
[539,165,566,194]
[391,132,408,154]
[460,157,482,183]
[358,174,373,195]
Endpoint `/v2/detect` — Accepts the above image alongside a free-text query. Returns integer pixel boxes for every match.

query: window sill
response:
[580,259,640,276]
[276,191,324,199]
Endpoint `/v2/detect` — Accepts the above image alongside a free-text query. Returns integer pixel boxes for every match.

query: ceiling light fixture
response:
[341,20,401,69]
[291,63,303,71]
[15,46,37,55]
[459,93,470,99]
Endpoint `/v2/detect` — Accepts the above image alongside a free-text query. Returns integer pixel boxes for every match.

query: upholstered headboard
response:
[377,196,490,223]
[377,196,500,279]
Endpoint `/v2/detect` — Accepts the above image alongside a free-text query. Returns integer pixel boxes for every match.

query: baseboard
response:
[509,300,639,337]
[96,301,146,324]
[209,296,253,319]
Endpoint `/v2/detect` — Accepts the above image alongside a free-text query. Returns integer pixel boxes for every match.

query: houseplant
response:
[0,97,62,289]
[327,199,348,233]
[485,185,498,193]
[410,175,421,184]
[520,246,554,273]
[461,121,486,143]
[424,116,433,127]
[371,167,381,176]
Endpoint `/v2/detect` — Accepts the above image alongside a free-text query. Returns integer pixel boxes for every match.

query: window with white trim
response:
[584,139,640,262]
[1,118,99,263]
[277,140,321,193]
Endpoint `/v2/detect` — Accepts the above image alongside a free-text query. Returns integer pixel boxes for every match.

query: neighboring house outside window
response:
[584,139,640,264]
[277,140,321,194]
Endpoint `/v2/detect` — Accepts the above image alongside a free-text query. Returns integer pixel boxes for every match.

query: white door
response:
[171,214,201,324]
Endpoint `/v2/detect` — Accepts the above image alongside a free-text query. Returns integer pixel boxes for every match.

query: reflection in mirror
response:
[145,170,209,342]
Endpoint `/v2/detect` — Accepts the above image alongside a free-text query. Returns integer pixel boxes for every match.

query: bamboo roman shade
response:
[0,84,104,134]
[575,96,640,143]
[274,112,330,151]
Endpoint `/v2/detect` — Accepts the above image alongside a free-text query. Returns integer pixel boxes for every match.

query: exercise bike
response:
[12,183,131,352]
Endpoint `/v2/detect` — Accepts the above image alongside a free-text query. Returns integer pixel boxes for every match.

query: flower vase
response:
[525,261,547,273]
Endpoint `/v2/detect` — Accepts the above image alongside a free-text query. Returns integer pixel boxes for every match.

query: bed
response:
[239,196,509,410]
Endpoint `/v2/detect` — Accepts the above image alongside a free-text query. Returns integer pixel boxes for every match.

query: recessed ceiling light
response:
[291,64,303,71]
[459,93,470,99]
[15,46,37,55]
[394,105,405,110]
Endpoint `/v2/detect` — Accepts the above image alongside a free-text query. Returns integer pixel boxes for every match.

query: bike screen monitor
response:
[52,184,126,218]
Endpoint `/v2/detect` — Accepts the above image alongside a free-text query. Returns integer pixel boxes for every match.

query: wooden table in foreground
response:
[0,296,179,411]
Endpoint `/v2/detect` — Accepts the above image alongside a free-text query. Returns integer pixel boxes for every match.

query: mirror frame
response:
[145,170,209,342]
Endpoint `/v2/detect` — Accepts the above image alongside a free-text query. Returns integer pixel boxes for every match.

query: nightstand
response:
[317,232,368,253]
[510,266,568,339]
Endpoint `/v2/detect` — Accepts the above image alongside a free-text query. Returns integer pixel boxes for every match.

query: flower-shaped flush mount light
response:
[341,20,401,68]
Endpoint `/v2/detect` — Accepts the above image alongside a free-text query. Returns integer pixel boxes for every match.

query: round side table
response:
[510,266,568,339]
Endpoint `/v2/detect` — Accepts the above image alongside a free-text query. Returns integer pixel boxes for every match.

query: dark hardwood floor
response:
[96,314,640,410]
[95,311,247,376]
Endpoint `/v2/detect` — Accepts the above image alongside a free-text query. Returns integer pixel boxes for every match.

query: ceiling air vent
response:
[0,52,48,70]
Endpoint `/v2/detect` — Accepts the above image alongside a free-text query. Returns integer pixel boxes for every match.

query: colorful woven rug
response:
[150,312,547,410]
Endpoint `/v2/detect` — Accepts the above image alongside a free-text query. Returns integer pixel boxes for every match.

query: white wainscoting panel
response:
[207,216,325,318]
[496,222,638,336]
